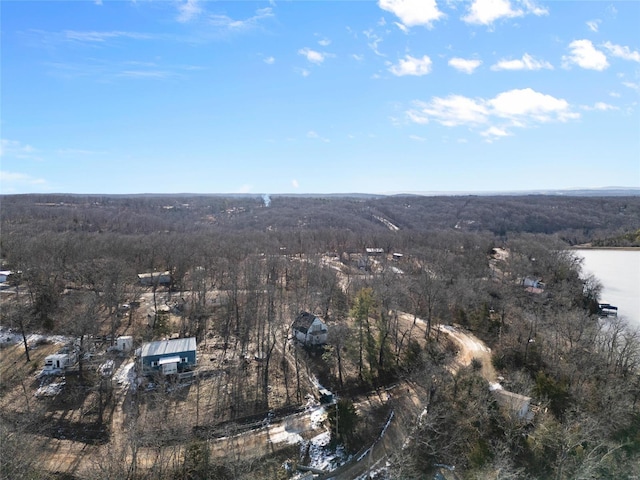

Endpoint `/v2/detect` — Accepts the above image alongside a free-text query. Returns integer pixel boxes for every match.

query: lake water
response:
[574,249,640,327]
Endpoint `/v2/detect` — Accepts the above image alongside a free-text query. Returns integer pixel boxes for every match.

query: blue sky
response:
[1,0,639,195]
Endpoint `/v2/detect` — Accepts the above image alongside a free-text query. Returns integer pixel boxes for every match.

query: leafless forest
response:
[1,193,640,480]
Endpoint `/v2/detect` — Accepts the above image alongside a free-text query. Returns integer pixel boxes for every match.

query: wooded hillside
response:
[1,194,639,480]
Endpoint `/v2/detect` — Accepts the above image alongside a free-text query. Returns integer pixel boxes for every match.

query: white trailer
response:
[43,352,76,372]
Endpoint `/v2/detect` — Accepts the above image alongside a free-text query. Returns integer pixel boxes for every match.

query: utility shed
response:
[139,337,197,375]
[115,335,133,352]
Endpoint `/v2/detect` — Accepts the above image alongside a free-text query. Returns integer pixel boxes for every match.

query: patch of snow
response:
[418,407,428,425]
[309,406,327,429]
[268,425,303,445]
[355,459,391,479]
[113,362,137,392]
[0,327,71,347]
[99,360,115,377]
[35,381,65,398]
[37,368,63,378]
[305,431,350,471]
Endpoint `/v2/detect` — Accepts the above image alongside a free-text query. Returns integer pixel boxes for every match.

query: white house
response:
[292,312,328,346]
[0,270,13,283]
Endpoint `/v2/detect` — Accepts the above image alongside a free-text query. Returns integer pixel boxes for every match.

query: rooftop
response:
[140,337,196,358]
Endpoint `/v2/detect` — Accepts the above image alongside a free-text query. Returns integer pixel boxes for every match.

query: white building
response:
[292,312,328,346]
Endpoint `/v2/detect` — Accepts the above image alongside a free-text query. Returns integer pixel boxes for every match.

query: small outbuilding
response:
[139,337,197,375]
[115,335,134,352]
[292,312,328,346]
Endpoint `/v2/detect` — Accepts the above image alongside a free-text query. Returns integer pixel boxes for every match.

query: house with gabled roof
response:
[292,312,328,346]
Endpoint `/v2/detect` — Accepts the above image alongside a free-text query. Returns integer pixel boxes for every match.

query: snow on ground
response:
[309,405,326,429]
[35,381,65,398]
[113,361,137,392]
[297,430,350,475]
[267,423,304,445]
[0,326,71,347]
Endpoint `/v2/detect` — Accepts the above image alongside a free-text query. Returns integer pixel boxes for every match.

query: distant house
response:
[365,247,384,256]
[139,337,197,375]
[0,270,13,283]
[292,312,328,346]
[598,303,618,317]
[522,277,544,289]
[492,389,534,422]
[138,271,172,287]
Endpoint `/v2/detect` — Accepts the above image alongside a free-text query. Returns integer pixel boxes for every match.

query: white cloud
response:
[307,131,330,142]
[602,42,640,62]
[297,68,310,77]
[237,184,253,193]
[363,29,385,56]
[57,148,107,155]
[409,134,427,141]
[292,179,299,188]
[264,56,275,65]
[352,54,364,61]
[210,7,274,32]
[378,0,444,28]
[407,88,578,138]
[462,0,547,25]
[410,95,489,126]
[299,48,327,65]
[481,126,510,139]
[177,0,202,23]
[0,171,47,188]
[491,53,553,71]
[63,30,153,43]
[583,102,618,111]
[389,54,432,76]
[489,88,577,122]
[622,81,640,91]
[463,0,521,25]
[0,139,39,159]
[318,38,331,47]
[586,19,600,32]
[407,111,429,124]
[448,57,482,74]
[562,39,609,71]
[117,70,176,78]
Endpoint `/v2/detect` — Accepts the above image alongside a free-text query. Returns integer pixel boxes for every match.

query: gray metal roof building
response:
[140,337,196,358]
